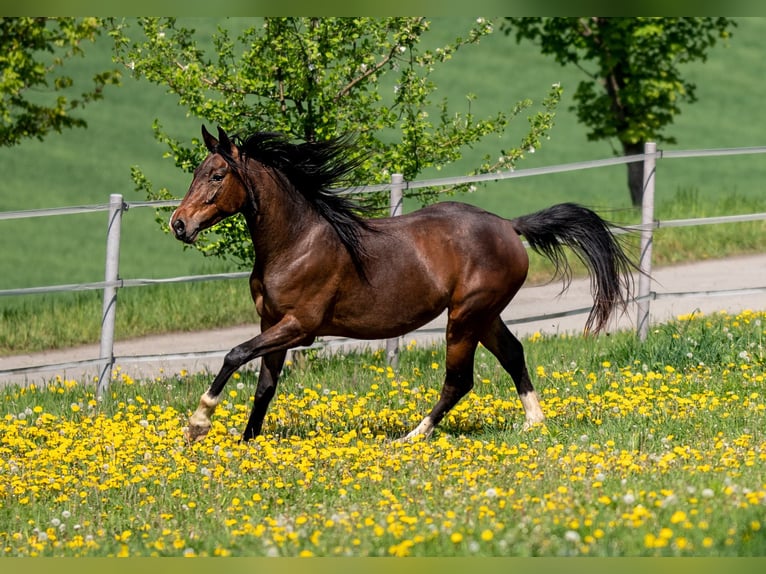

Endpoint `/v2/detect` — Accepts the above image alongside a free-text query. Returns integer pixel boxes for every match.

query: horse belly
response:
[322,262,450,340]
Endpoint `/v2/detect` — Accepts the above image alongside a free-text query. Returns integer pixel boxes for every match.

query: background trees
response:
[109,17,561,267]
[503,17,737,205]
[0,17,120,147]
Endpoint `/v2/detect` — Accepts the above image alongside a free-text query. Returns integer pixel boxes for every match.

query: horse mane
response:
[231,131,374,277]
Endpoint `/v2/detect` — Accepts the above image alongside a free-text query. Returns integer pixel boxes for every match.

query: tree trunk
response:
[623,140,645,207]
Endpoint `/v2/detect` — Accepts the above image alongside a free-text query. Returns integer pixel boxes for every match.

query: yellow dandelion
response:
[670,510,687,524]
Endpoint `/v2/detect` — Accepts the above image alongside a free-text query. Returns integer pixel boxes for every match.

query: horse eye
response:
[211,174,224,183]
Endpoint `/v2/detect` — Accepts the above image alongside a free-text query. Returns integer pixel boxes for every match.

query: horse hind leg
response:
[403,324,478,441]
[480,317,545,430]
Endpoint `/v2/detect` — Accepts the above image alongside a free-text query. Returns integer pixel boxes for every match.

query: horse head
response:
[169,125,248,244]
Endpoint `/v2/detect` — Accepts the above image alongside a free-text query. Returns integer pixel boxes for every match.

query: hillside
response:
[1,17,764,291]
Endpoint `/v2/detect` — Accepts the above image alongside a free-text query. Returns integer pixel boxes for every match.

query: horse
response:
[170,125,636,443]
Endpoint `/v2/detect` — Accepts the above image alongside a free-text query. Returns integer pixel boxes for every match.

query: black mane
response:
[231,132,374,276]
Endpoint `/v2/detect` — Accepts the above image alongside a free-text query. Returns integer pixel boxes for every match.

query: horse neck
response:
[243,164,325,263]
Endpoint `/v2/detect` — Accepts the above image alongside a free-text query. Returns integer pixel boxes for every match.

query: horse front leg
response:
[241,350,286,441]
[185,315,309,443]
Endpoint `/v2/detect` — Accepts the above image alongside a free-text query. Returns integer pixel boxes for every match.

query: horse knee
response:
[224,346,251,369]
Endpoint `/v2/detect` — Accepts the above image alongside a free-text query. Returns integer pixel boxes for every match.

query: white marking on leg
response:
[400,416,435,442]
[187,392,220,435]
[520,391,545,430]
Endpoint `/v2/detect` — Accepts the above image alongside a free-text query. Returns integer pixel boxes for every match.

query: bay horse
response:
[170,125,635,443]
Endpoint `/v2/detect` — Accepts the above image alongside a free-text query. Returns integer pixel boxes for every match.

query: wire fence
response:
[2,143,766,386]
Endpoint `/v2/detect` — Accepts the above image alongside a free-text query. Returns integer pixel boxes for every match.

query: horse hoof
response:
[184,423,211,443]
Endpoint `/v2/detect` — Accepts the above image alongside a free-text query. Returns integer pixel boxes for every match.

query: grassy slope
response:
[426,17,766,219]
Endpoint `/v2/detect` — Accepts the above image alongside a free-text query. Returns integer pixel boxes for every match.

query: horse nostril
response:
[172,219,186,237]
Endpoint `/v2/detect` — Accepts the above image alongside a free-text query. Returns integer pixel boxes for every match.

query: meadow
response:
[1,16,765,567]
[1,309,764,557]
[1,17,766,355]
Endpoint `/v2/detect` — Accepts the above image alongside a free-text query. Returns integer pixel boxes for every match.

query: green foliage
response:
[503,17,735,147]
[0,17,121,146]
[503,17,737,205]
[108,17,562,269]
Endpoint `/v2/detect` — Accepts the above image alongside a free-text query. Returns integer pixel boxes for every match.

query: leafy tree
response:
[0,17,120,147]
[109,17,562,268]
[503,17,737,206]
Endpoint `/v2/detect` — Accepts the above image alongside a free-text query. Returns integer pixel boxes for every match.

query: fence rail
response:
[2,143,766,387]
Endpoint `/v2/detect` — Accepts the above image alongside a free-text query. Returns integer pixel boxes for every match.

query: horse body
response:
[280,202,527,341]
[170,125,635,443]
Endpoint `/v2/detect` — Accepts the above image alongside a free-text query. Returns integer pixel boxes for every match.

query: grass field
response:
[1,17,765,354]
[1,310,764,556]
[1,20,765,559]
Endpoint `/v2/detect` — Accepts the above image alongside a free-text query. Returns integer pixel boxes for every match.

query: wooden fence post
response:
[637,142,657,341]
[97,194,124,397]
[386,174,404,369]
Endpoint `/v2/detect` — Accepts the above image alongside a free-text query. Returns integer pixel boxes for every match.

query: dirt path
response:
[1,254,765,386]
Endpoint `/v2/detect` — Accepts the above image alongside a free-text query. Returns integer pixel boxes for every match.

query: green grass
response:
[1,310,764,556]
[0,275,258,355]
[1,17,765,355]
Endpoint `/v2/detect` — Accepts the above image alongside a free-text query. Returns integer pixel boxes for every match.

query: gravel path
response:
[1,253,765,386]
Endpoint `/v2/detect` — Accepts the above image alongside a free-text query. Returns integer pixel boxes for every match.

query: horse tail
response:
[511,202,637,334]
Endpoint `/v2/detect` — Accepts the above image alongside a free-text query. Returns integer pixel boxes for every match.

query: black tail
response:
[512,202,636,334]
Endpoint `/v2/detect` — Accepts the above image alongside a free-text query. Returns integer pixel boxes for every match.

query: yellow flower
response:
[670,510,687,524]
[675,537,689,550]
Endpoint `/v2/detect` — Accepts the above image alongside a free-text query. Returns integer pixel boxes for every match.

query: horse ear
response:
[217,126,234,152]
[218,126,239,159]
[201,125,218,152]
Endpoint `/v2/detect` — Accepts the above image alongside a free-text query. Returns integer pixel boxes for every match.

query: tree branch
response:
[334,47,398,103]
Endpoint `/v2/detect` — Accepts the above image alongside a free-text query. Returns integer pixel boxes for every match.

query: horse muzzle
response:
[169,212,199,244]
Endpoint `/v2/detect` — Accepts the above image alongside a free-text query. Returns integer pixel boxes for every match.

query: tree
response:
[0,17,120,147]
[109,17,562,268]
[503,17,737,206]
